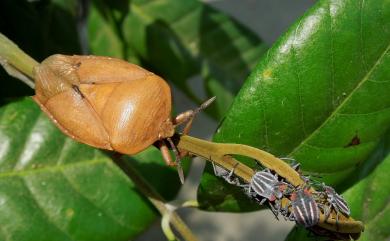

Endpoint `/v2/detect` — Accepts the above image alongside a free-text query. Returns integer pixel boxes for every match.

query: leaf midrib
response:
[288,40,390,156]
[0,158,107,178]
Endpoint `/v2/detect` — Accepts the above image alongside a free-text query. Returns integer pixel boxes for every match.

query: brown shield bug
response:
[33,54,214,182]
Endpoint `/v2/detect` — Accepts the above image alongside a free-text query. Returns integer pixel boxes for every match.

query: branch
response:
[0,33,38,88]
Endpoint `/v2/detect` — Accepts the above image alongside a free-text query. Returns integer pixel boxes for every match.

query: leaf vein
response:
[328,1,336,108]
[60,169,134,231]
[338,107,390,116]
[0,159,106,178]
[292,19,307,137]
[12,112,43,171]
[21,176,75,241]
[289,35,390,157]
[360,0,368,72]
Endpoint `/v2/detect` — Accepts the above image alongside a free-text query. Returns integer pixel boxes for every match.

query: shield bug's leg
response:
[317,203,331,222]
[227,163,242,186]
[287,210,295,221]
[173,97,216,159]
[268,202,280,220]
[335,211,340,231]
[259,198,267,205]
[173,110,194,133]
[158,139,185,183]
[173,96,216,135]
[166,137,185,184]
[212,162,227,177]
[158,140,175,166]
[212,162,242,186]
[280,200,292,220]
[280,157,297,163]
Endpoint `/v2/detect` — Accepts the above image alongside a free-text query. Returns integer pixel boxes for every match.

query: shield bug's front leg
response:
[268,202,280,220]
[173,96,216,135]
[166,137,185,184]
[157,140,175,166]
[212,162,242,186]
[157,139,185,184]
[173,97,216,159]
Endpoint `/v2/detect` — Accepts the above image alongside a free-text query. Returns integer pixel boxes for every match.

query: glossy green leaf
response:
[199,0,390,211]
[87,2,124,59]
[88,0,267,120]
[87,0,141,64]
[0,0,81,103]
[342,158,390,241]
[0,98,184,241]
[285,142,390,241]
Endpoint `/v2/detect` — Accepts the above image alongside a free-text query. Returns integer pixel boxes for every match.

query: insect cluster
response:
[213,160,353,239]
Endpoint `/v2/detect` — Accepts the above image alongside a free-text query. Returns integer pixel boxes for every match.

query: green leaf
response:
[87,0,141,63]
[88,0,267,120]
[0,98,182,240]
[199,0,390,211]
[285,143,390,241]
[342,158,390,241]
[0,0,81,103]
[87,2,124,59]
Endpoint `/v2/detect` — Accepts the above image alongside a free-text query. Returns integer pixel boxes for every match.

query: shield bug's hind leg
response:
[212,162,247,187]
[157,139,185,184]
[226,163,244,186]
[166,137,185,184]
[158,140,175,166]
[268,201,280,220]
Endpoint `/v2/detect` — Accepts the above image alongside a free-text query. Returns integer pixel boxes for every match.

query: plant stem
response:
[112,155,198,241]
[177,135,304,186]
[0,33,38,86]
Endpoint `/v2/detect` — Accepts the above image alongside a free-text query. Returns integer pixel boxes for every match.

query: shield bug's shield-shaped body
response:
[324,185,350,217]
[33,54,215,183]
[249,170,284,204]
[290,188,320,227]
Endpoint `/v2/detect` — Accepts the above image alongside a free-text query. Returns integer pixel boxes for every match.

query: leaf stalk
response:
[0,33,38,87]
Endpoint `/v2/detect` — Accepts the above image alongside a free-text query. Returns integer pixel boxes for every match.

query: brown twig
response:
[0,33,38,87]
